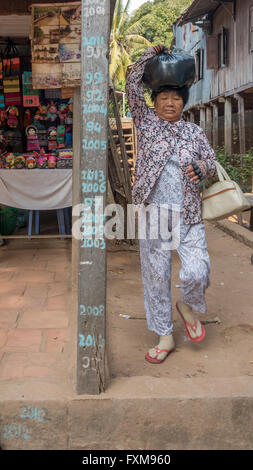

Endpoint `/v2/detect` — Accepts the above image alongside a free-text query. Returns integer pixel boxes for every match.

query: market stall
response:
[0,2,82,238]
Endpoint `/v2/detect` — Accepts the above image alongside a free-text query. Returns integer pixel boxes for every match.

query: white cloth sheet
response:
[0,169,72,210]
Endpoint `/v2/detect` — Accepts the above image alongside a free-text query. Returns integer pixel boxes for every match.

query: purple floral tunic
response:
[125,47,218,225]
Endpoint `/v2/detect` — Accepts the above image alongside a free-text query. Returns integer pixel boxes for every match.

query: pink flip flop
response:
[176,302,206,343]
[145,346,175,364]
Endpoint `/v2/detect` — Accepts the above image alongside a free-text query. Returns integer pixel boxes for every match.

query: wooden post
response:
[76,0,110,395]
[224,97,232,154]
[200,106,206,132]
[189,111,195,123]
[72,87,81,387]
[206,106,212,142]
[234,93,246,155]
[211,102,219,149]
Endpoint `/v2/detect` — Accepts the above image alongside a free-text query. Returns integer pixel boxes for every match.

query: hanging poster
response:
[31,2,81,89]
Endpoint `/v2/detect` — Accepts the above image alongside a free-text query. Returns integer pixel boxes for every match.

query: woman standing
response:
[125,45,218,364]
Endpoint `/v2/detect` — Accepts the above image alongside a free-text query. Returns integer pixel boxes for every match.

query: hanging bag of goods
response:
[2,39,21,77]
[142,47,196,91]
[3,76,21,106]
[2,39,21,105]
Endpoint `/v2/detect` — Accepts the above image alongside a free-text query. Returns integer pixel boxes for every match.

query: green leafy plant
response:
[215,147,253,193]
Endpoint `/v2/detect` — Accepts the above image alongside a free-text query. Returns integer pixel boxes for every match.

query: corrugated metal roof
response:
[176,0,221,26]
[0,15,31,37]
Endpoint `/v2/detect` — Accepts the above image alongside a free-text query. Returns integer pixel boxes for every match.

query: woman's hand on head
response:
[153,44,169,54]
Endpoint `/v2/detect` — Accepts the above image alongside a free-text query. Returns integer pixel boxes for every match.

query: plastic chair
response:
[28,208,71,237]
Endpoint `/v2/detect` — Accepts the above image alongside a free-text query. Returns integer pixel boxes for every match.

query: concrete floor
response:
[0,220,253,450]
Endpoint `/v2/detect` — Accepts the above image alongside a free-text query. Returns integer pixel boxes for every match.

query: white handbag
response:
[202,161,250,221]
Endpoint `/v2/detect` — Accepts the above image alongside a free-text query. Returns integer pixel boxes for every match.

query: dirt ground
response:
[106,221,253,381]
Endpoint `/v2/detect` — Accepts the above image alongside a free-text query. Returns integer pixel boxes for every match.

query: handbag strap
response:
[215,161,231,182]
[203,160,231,190]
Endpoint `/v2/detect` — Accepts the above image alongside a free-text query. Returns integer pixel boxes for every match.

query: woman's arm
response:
[194,128,218,181]
[125,47,158,126]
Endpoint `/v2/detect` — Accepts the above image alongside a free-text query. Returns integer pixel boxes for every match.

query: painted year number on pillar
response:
[77,0,110,394]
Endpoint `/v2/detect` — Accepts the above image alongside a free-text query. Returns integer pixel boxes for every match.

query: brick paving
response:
[0,240,72,381]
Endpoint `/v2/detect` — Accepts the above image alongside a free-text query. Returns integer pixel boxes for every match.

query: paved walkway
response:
[0,239,72,383]
[0,223,253,449]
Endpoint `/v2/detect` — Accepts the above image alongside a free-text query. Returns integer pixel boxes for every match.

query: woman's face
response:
[155,90,184,122]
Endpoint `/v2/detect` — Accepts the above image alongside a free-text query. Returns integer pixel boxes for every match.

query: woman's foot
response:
[145,334,175,364]
[176,301,205,342]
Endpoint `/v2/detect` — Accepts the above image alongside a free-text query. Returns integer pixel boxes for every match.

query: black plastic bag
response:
[142,47,195,91]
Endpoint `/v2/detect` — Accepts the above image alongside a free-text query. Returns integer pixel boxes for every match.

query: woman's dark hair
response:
[151,85,189,106]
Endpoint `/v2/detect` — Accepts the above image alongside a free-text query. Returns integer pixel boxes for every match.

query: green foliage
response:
[110,0,193,84]
[110,0,152,84]
[215,147,253,193]
[127,0,193,52]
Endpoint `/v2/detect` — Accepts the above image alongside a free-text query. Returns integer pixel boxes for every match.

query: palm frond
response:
[125,34,152,48]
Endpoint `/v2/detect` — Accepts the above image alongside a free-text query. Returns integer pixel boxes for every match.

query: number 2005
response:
[82,139,107,150]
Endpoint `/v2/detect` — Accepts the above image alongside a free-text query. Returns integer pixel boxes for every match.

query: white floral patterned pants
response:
[138,205,210,336]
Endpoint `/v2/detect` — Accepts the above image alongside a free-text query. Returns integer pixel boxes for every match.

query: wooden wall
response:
[211,0,253,98]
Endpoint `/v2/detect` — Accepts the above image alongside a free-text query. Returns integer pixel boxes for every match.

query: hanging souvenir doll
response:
[47,126,57,151]
[39,105,48,122]
[65,105,73,147]
[47,101,58,123]
[33,107,48,150]
[57,125,65,149]
[59,103,68,123]
[6,106,19,128]
[26,125,40,152]
[24,109,32,128]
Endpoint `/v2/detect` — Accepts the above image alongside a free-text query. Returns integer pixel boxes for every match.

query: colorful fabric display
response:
[57,149,73,168]
[65,132,72,147]
[3,77,20,93]
[0,95,5,109]
[23,72,40,107]
[5,93,21,106]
